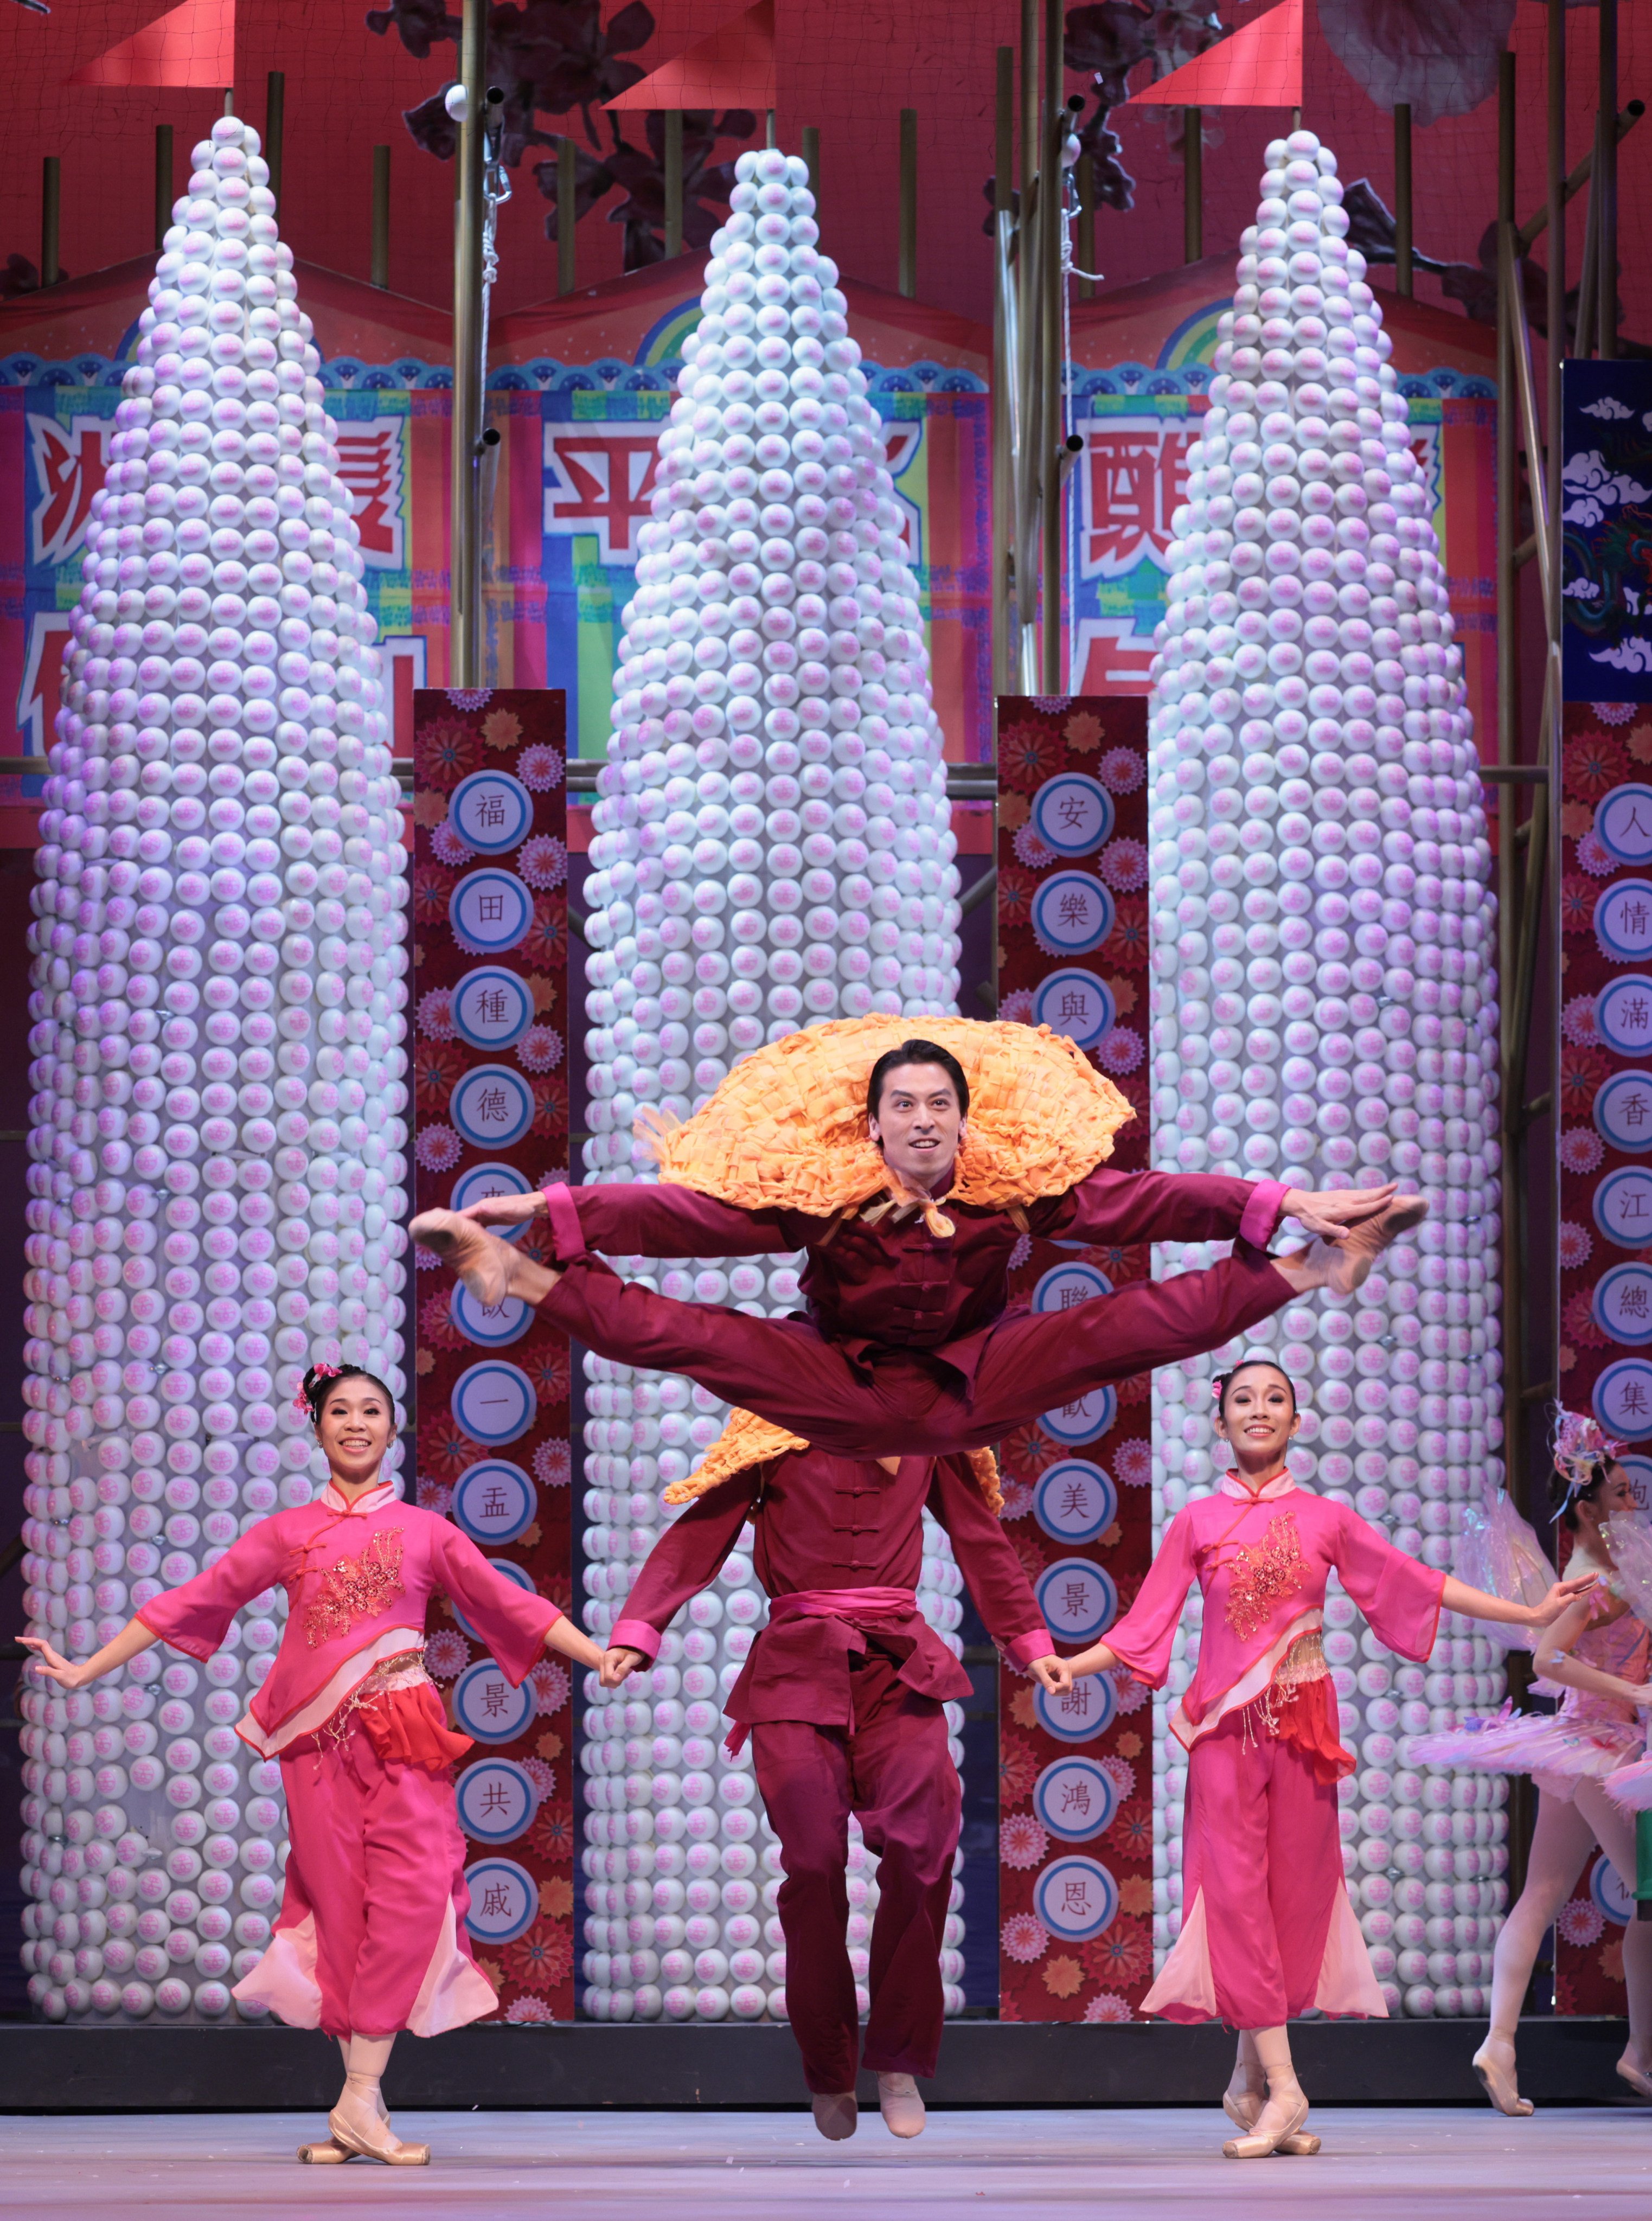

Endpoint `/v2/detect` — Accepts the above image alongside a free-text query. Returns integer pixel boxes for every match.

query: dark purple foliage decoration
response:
[535,108,757,268]
[1,253,63,298]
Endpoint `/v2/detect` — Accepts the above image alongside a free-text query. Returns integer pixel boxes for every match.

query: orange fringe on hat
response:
[635,1014,1132,1237]
[663,1408,1004,1518]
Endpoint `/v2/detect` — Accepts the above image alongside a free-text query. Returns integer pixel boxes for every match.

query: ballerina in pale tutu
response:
[1409,1410,1652,2116]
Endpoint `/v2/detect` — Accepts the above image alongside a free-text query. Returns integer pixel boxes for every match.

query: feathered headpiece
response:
[1551,1404,1624,1520]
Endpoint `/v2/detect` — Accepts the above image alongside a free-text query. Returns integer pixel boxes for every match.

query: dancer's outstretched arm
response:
[1037,1169,1396,1250]
[456,1179,814,1263]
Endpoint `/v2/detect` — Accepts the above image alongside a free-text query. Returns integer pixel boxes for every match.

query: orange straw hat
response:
[635,1013,1133,1237]
[663,1405,1005,1515]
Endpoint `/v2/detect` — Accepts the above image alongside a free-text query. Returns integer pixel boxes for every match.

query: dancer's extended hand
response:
[1280,1183,1397,1240]
[1527,1572,1599,1625]
[600,1644,649,1689]
[18,1635,92,1689]
[454,1190,544,1229]
[1031,1654,1072,1694]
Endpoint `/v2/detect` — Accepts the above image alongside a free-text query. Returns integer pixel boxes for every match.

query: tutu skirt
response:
[1409,1707,1643,1803]
[1605,1753,1652,1814]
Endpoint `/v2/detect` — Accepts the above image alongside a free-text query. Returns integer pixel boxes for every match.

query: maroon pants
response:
[753,1650,960,2091]
[537,1243,1290,1458]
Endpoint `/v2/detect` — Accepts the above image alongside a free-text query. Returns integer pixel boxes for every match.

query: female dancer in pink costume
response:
[1411,1414,1652,2115]
[21,1364,603,2166]
[1052,1359,1591,2160]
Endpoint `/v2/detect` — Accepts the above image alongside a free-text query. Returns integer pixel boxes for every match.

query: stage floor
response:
[3,2106,1651,2220]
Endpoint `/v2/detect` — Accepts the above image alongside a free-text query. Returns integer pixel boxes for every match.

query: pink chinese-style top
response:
[136,1479,560,1757]
[1106,1469,1445,1752]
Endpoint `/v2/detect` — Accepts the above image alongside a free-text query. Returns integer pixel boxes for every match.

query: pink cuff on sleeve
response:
[543,1182,588,1264]
[1004,1627,1056,1672]
[610,1617,663,1662]
[1239,1180,1289,1249]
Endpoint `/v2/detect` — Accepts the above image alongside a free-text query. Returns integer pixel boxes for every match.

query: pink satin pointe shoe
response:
[1222,2088,1312,2159]
[1472,2040,1534,2117]
[810,2091,857,2140]
[326,2102,431,2166]
[408,1208,517,1308]
[300,2089,392,2162]
[1221,2083,1320,2156]
[877,2071,926,2138]
[1616,2051,1652,2103]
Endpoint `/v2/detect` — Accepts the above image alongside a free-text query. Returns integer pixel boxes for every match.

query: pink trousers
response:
[248,1728,491,2039]
[538,1245,1289,1458]
[752,1652,961,2092]
[1151,1710,1378,2031]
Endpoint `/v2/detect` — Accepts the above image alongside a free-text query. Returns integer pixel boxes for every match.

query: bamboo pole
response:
[663,110,683,258]
[802,125,819,203]
[40,158,59,289]
[1183,108,1202,263]
[265,71,285,209]
[1495,48,1523,1520]
[1394,104,1412,296]
[898,109,917,298]
[1600,0,1618,356]
[370,147,391,288]
[1077,150,1094,301]
[451,0,488,688]
[558,136,576,296]
[1041,0,1063,692]
[154,125,173,251]
[993,49,1015,697]
[1547,0,1565,578]
[1020,0,1038,198]
[1517,98,1643,251]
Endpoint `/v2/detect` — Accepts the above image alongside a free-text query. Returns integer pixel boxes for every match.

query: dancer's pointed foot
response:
[326,2097,431,2165]
[1616,2049,1652,2103]
[1322,1194,1428,1295]
[409,1208,522,1308]
[877,2071,926,2137]
[1473,2038,1534,2117]
[297,2138,350,2163]
[811,2091,857,2140]
[1221,2084,1311,2159]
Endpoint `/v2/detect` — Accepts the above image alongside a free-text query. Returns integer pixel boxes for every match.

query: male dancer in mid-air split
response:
[414,1031,1426,1458]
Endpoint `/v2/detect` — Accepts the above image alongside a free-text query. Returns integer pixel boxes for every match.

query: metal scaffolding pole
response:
[450,0,488,687]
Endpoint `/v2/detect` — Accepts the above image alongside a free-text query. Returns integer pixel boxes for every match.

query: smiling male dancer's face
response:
[867,1062,965,1195]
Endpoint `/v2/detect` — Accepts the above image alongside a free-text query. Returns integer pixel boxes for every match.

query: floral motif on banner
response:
[412,689,573,2023]
[1555,697,1652,2014]
[994,696,1154,2022]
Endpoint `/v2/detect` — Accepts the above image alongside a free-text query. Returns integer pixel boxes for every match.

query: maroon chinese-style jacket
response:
[545,1170,1285,1385]
[611,1448,1054,1730]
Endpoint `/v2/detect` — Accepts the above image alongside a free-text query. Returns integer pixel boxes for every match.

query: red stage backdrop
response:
[409,686,574,2024]
[992,694,1155,2022]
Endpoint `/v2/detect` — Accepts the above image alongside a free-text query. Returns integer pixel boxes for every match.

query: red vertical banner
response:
[993,696,1155,2022]
[410,688,574,2022]
[1554,695,1652,2014]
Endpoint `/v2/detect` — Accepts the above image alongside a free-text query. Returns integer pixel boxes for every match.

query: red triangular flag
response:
[1130,0,1302,110]
[607,0,774,112]
[69,0,235,88]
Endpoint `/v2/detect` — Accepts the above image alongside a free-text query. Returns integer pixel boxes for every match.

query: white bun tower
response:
[17,114,411,2026]
[576,145,970,2025]
[1147,129,1506,2019]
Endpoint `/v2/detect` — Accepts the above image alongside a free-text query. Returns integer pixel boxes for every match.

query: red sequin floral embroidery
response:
[1224,1509,1304,1642]
[304,1527,406,1648]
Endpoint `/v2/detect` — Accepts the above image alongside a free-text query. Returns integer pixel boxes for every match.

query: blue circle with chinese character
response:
[450,1283,534,1348]
[1592,1855,1635,1927]
[450,1161,537,1245]
[1032,969,1116,1049]
[451,868,534,955]
[1597,975,1652,1059]
[452,1360,536,1445]
[451,967,534,1051]
[1593,1264,1652,1348]
[1033,1854,1119,1943]
[1617,1454,1652,1514]
[456,1758,537,1846]
[450,771,534,856]
[1038,1383,1118,1447]
[1030,872,1116,956]
[450,1557,538,1644]
[1593,1357,1652,1442]
[1596,786,1652,868]
[1035,1557,1118,1644]
[1032,1262,1115,1314]
[1593,1070,1652,1155]
[1033,1460,1118,1546]
[1033,1672,1117,1744]
[1596,1166,1652,1249]
[462,1855,539,1944]
[1031,773,1115,857]
[1594,881,1652,964]
[452,1655,536,1744]
[1032,1756,1119,1844]
[452,1458,537,1546]
[451,1063,535,1148]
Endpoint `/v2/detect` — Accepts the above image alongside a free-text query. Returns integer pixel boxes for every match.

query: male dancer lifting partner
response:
[596,1430,1061,2141]
[413,1026,1426,1457]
